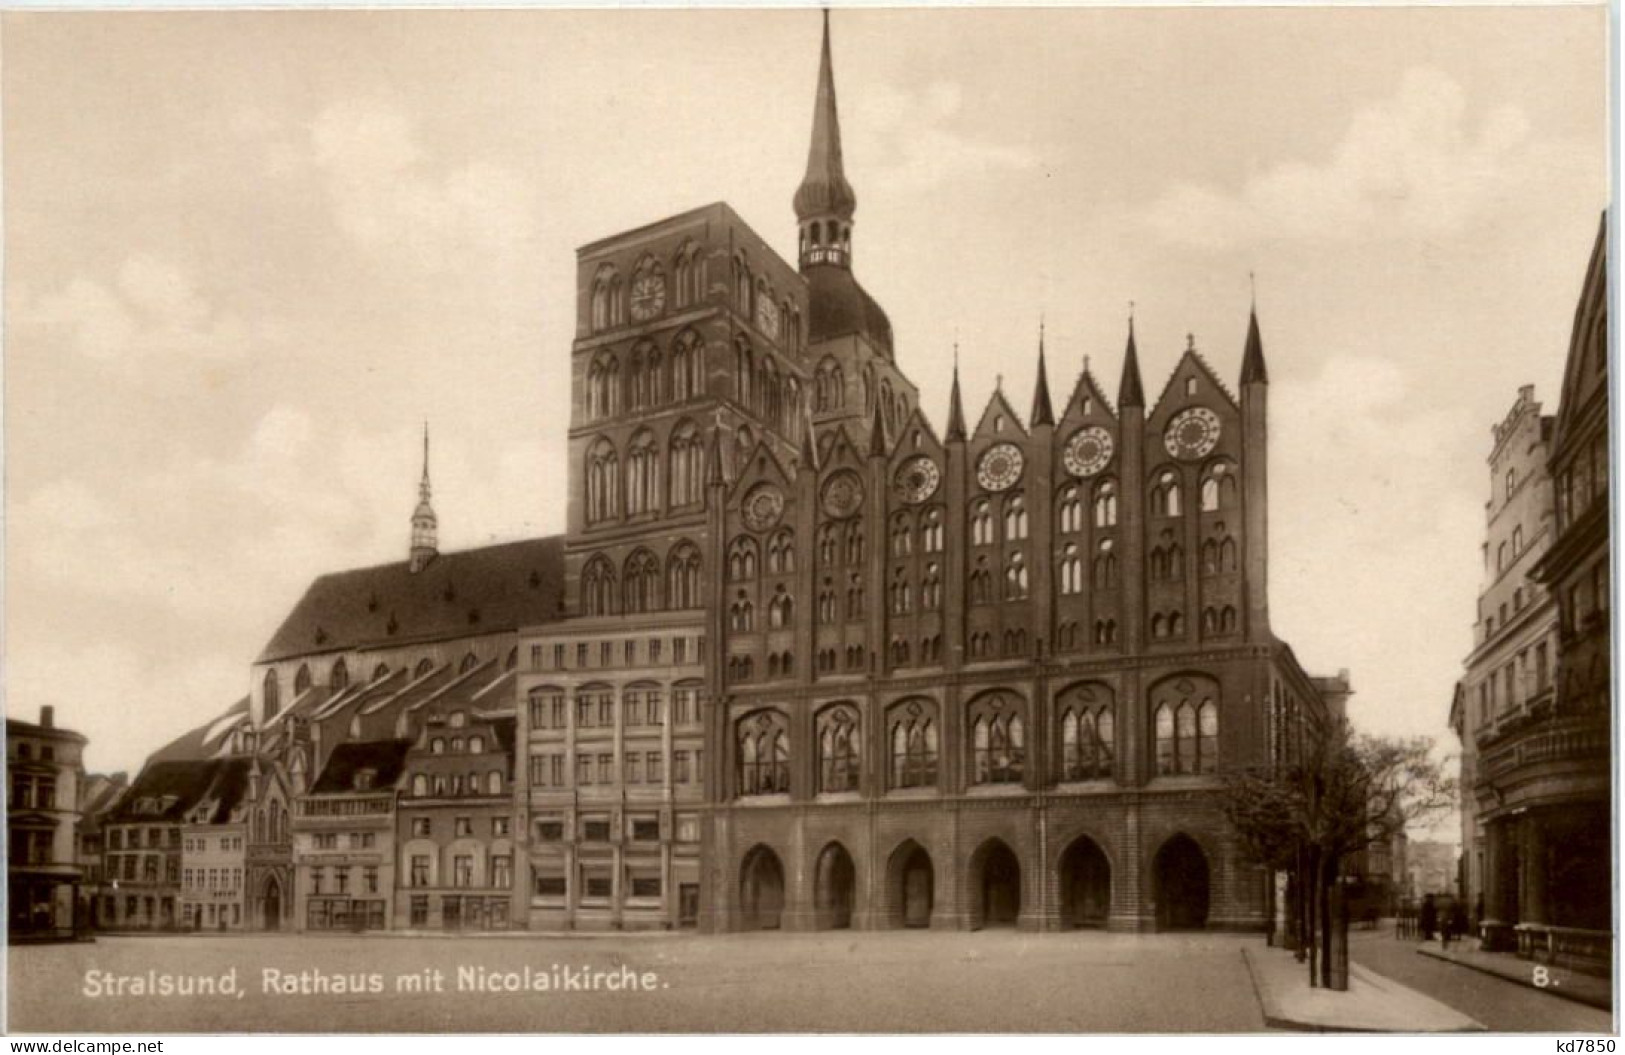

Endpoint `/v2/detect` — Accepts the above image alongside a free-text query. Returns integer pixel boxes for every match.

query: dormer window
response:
[353,768,376,792]
[449,712,467,729]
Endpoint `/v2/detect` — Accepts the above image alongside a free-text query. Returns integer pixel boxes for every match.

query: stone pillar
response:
[1523,815,1548,926]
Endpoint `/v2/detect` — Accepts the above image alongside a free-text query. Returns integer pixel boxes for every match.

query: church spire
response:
[793,10,857,270]
[409,422,438,573]
[1118,315,1145,408]
[946,344,968,442]
[1241,303,1269,385]
[1030,321,1055,427]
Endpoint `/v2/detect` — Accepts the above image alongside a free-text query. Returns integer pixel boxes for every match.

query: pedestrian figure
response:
[1451,899,1469,947]
[1419,894,1437,941]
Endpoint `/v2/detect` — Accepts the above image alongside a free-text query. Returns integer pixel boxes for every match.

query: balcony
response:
[1478,713,1610,787]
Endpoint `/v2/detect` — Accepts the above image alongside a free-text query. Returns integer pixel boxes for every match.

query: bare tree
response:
[1223,715,1456,990]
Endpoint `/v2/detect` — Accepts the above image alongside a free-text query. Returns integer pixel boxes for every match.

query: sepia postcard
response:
[2,3,1614,1036]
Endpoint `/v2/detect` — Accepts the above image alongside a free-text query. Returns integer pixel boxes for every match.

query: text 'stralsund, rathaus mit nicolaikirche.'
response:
[99,17,1344,938]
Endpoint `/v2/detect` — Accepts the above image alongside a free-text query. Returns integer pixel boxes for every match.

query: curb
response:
[1415,945,1612,1012]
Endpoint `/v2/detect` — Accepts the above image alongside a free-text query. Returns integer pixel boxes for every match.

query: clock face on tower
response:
[1165,407,1222,460]
[893,456,941,504]
[977,443,1025,492]
[1063,427,1114,478]
[755,298,781,340]
[630,273,666,321]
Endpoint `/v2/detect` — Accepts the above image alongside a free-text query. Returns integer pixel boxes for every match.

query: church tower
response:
[409,423,438,573]
[797,12,918,449]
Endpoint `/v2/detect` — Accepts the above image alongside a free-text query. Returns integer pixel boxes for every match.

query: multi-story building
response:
[543,16,1335,934]
[102,759,247,931]
[1488,212,1611,975]
[517,618,708,929]
[7,706,89,940]
[394,662,520,931]
[76,771,127,930]
[292,739,410,932]
[178,761,251,931]
[1453,385,1557,918]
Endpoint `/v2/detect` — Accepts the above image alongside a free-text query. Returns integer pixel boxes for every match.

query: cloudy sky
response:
[4,8,1608,827]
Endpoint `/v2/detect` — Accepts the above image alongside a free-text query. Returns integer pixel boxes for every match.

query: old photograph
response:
[3,4,1613,1034]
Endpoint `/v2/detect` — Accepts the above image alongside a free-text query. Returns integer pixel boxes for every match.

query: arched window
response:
[730,591,755,632]
[1057,683,1115,780]
[1512,525,1524,555]
[735,338,755,406]
[1060,543,1083,595]
[625,429,659,516]
[1003,551,1028,600]
[1152,676,1220,775]
[728,536,759,582]
[415,658,434,678]
[590,265,617,333]
[329,659,349,691]
[921,507,944,553]
[1152,471,1182,517]
[767,529,796,574]
[666,541,702,609]
[845,573,865,619]
[768,586,794,629]
[1093,480,1118,527]
[1093,539,1118,589]
[817,705,860,793]
[921,563,942,610]
[582,555,617,617]
[1059,485,1083,534]
[487,771,502,795]
[665,419,704,508]
[843,522,865,565]
[888,699,939,789]
[263,669,280,720]
[623,549,661,614]
[971,501,994,546]
[586,351,620,420]
[970,556,991,604]
[890,569,912,614]
[817,525,838,566]
[468,735,485,755]
[890,513,913,556]
[1003,494,1028,540]
[734,425,755,477]
[431,738,445,755]
[585,437,620,522]
[372,663,390,681]
[736,710,790,796]
[1200,462,1236,512]
[294,664,312,695]
[968,691,1025,785]
[670,330,705,403]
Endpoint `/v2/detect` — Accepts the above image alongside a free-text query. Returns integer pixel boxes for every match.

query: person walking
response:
[1419,893,1437,941]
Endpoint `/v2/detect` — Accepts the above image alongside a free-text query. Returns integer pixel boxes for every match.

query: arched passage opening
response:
[886,839,934,928]
[740,845,786,931]
[260,876,282,931]
[970,839,1022,929]
[815,842,856,930]
[1154,834,1210,930]
[1059,836,1111,928]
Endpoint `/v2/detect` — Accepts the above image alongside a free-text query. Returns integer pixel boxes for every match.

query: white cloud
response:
[308,99,537,266]
[852,78,1039,192]
[13,253,276,366]
[1141,67,1565,250]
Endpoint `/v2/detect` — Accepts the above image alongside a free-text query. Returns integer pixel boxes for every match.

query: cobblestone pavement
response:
[1348,929,1614,1034]
[11,929,1268,1033]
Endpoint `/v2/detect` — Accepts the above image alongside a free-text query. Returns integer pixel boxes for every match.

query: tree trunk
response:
[1306,846,1320,986]
[1329,871,1349,992]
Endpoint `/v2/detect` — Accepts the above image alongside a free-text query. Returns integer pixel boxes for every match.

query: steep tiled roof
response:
[148,698,250,764]
[108,758,244,823]
[310,740,413,795]
[256,537,565,664]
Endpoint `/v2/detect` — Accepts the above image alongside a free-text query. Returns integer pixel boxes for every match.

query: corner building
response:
[535,16,1333,934]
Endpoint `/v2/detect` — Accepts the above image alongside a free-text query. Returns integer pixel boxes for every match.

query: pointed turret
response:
[1030,323,1055,427]
[946,352,968,442]
[868,397,888,457]
[800,413,821,473]
[1118,318,1146,408]
[409,423,438,573]
[794,10,857,270]
[1241,306,1268,385]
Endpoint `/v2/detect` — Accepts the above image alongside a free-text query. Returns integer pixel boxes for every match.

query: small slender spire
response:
[794,10,856,269]
[868,394,888,457]
[409,421,438,573]
[1119,316,1145,409]
[946,344,967,441]
[1030,320,1055,427]
[1241,301,1269,385]
[799,403,821,472]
